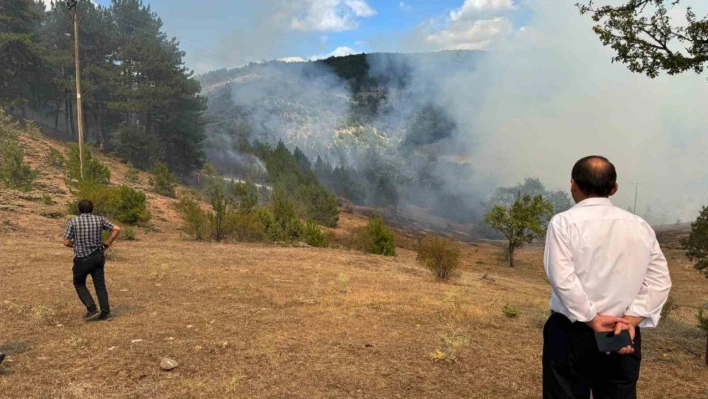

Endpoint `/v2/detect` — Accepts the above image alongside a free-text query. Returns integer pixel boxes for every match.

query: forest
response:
[1,0,206,175]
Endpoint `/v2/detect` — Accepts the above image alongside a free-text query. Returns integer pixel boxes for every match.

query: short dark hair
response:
[571,156,617,197]
[78,200,94,214]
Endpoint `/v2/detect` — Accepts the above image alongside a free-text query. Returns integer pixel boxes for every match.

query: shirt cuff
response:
[566,301,597,323]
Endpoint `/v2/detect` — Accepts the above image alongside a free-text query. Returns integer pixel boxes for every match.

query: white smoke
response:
[203,0,708,225]
[443,0,708,223]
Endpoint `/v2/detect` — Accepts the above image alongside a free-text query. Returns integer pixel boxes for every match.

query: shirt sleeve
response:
[544,217,597,323]
[63,221,75,240]
[624,233,672,328]
[101,217,115,231]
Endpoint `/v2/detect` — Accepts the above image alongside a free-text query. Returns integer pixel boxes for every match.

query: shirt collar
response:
[573,197,613,208]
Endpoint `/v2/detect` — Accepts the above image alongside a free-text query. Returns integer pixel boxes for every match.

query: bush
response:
[298,184,340,227]
[66,145,110,185]
[176,193,209,240]
[357,215,396,256]
[417,236,461,280]
[125,164,139,183]
[0,139,37,191]
[503,305,519,319]
[69,181,151,225]
[207,184,233,242]
[232,180,259,213]
[42,194,53,205]
[47,147,66,168]
[684,206,708,278]
[302,220,328,247]
[699,306,708,332]
[271,188,306,242]
[123,226,136,241]
[150,162,177,198]
[253,206,278,240]
[0,109,19,142]
[228,211,267,242]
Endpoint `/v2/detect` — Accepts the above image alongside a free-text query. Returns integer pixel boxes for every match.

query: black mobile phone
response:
[595,330,632,352]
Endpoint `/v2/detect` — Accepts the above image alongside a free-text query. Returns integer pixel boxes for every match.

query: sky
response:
[46,0,533,73]
[43,0,708,222]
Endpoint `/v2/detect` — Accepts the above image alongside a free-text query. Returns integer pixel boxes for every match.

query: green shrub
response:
[357,215,396,256]
[698,306,708,332]
[503,305,519,319]
[302,220,328,247]
[123,226,136,241]
[69,181,151,225]
[253,206,277,238]
[176,193,209,240]
[66,145,110,185]
[0,109,19,142]
[271,188,306,242]
[150,162,177,198]
[46,147,66,168]
[298,184,339,227]
[125,164,140,183]
[228,211,267,242]
[417,235,461,280]
[42,194,54,205]
[232,180,259,213]
[684,206,708,278]
[207,183,234,242]
[0,139,37,191]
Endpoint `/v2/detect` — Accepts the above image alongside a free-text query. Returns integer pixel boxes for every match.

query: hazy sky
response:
[46,0,532,73]
[44,0,708,222]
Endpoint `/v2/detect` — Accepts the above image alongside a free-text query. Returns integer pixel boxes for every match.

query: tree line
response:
[0,0,206,176]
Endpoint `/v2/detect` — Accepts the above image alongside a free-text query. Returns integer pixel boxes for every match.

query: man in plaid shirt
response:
[63,200,121,321]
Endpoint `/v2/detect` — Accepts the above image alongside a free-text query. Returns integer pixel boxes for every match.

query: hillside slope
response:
[0,135,706,398]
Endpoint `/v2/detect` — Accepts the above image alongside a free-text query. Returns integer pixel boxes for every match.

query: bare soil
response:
[0,135,706,399]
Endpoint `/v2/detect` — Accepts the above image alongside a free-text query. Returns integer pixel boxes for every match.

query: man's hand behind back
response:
[586,314,629,333]
[587,314,643,356]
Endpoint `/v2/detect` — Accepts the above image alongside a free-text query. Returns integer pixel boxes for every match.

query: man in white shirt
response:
[543,156,671,399]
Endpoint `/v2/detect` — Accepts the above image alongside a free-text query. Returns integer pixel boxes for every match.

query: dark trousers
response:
[543,312,641,399]
[72,249,110,314]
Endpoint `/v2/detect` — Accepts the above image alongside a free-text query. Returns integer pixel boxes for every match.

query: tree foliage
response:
[683,206,708,278]
[0,138,36,191]
[489,177,572,215]
[252,140,340,227]
[66,144,110,186]
[3,0,206,175]
[0,0,45,108]
[578,1,708,78]
[484,194,554,267]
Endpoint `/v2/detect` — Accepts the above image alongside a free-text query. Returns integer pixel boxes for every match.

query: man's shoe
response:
[98,312,113,321]
[84,309,101,321]
[0,352,5,365]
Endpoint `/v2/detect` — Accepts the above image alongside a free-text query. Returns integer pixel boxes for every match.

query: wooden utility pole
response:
[68,0,85,178]
[631,182,643,214]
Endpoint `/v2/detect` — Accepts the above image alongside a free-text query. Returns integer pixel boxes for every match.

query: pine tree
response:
[0,0,46,108]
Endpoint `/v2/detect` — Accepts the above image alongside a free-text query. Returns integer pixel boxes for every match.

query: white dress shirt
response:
[544,198,672,328]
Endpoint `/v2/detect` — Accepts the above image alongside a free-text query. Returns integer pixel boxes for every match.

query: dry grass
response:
[0,135,706,398]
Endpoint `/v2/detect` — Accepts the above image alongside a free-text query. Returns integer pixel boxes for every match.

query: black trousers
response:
[72,249,110,314]
[543,312,641,399]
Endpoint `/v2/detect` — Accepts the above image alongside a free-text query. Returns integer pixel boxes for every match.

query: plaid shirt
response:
[63,214,115,258]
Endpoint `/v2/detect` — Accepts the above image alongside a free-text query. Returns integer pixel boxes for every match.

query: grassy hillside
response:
[0,134,706,398]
